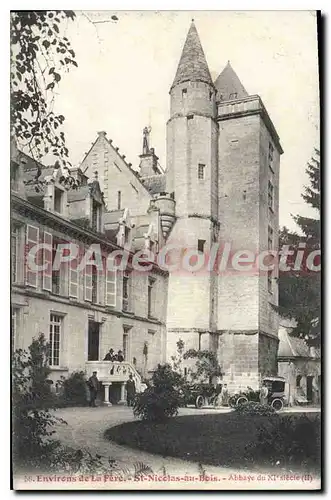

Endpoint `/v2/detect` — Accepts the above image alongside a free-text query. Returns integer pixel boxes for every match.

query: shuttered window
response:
[69,243,79,298]
[42,231,53,291]
[85,261,93,302]
[105,257,116,307]
[25,225,39,287]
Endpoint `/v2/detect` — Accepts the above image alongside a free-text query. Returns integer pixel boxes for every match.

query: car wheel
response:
[271,398,284,411]
[236,396,248,406]
[195,395,204,409]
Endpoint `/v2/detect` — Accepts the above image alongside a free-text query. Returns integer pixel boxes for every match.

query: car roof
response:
[263,376,286,382]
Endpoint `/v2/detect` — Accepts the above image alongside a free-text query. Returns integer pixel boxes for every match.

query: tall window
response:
[148,277,155,318]
[198,239,206,253]
[198,163,205,180]
[54,187,63,213]
[268,181,274,211]
[11,226,18,283]
[123,327,130,361]
[182,88,187,98]
[117,191,121,210]
[122,271,131,312]
[268,271,273,294]
[268,225,273,251]
[49,314,62,366]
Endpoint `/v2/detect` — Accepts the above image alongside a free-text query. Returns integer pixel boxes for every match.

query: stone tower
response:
[215,61,283,390]
[166,21,219,358]
[166,21,283,391]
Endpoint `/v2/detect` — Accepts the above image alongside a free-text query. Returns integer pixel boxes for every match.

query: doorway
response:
[88,320,100,361]
[307,376,314,402]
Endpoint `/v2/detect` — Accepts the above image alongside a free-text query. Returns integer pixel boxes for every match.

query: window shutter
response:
[42,232,52,291]
[84,262,92,301]
[25,224,39,287]
[105,258,116,307]
[69,243,78,298]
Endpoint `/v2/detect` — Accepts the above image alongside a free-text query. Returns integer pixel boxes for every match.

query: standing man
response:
[221,383,229,406]
[259,382,269,406]
[126,374,136,407]
[104,348,114,361]
[88,371,99,407]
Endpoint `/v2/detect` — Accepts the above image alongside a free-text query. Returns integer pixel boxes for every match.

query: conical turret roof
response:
[171,21,213,89]
[214,61,248,101]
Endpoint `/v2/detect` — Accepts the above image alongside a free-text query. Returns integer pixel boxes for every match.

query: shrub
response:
[245,414,321,468]
[133,364,185,421]
[58,371,89,407]
[235,401,276,416]
[12,334,63,463]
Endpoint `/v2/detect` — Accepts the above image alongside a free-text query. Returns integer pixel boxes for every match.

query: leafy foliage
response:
[12,333,64,463]
[11,11,77,166]
[245,414,321,469]
[183,349,223,383]
[278,149,321,346]
[57,371,89,407]
[234,401,276,416]
[133,364,185,421]
[170,338,185,374]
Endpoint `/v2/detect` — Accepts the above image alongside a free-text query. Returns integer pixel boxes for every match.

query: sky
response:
[55,10,320,232]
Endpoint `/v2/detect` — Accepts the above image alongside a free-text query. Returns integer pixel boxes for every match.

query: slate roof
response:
[214,61,249,101]
[171,21,213,89]
[141,174,166,195]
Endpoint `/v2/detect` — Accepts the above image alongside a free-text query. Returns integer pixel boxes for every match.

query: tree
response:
[278,149,321,346]
[183,349,223,383]
[10,11,77,168]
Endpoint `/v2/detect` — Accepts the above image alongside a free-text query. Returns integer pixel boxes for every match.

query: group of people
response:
[86,371,136,407]
[103,348,125,362]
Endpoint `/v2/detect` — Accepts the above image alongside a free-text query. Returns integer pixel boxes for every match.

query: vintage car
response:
[228,376,286,411]
[185,383,222,408]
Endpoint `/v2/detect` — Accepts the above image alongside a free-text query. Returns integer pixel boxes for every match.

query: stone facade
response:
[11,21,285,395]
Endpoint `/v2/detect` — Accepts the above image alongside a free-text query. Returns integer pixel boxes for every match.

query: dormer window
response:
[54,187,63,213]
[229,93,237,100]
[92,199,102,232]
